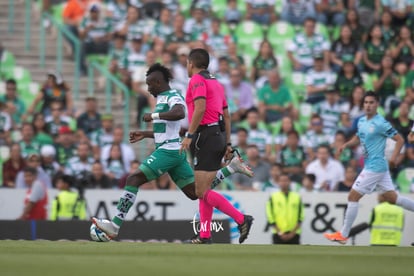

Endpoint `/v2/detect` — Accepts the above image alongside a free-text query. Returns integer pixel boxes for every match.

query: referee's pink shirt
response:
[185,71,228,125]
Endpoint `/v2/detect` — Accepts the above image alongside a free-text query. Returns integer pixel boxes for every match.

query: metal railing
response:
[39,12,81,100]
[88,61,130,142]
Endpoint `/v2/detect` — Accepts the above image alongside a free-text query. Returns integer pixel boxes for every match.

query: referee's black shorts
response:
[190,124,226,171]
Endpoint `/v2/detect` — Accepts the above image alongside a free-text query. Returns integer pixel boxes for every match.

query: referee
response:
[180,48,254,244]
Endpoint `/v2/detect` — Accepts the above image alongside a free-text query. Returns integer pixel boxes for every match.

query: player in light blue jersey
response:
[325,91,414,244]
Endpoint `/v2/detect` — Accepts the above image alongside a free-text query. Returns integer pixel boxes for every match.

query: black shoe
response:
[183,235,212,244]
[238,215,254,244]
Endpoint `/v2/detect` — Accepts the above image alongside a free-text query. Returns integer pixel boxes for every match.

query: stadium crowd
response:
[2,0,414,194]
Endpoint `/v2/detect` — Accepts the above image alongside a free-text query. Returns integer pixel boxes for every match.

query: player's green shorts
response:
[139,148,194,189]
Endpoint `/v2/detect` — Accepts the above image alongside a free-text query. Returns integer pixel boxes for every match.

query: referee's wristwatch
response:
[185,132,194,139]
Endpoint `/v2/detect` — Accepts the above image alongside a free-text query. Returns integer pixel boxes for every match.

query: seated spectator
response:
[0,79,26,128]
[40,144,61,185]
[199,18,232,59]
[225,68,255,124]
[245,0,276,25]
[302,114,335,160]
[305,144,345,191]
[115,6,151,46]
[280,0,317,26]
[45,101,72,139]
[336,165,357,192]
[263,163,283,192]
[2,143,25,188]
[334,55,364,99]
[0,101,12,146]
[331,130,357,168]
[231,145,271,191]
[90,114,115,159]
[315,0,345,26]
[250,39,278,87]
[224,0,242,25]
[102,143,127,187]
[78,3,112,75]
[214,57,231,86]
[280,130,307,183]
[100,127,136,172]
[345,8,367,43]
[19,122,41,158]
[313,87,348,134]
[382,0,413,28]
[108,33,129,81]
[54,126,78,167]
[388,101,413,144]
[226,42,247,78]
[152,8,174,57]
[130,49,157,127]
[380,10,397,45]
[330,25,363,72]
[171,46,190,93]
[118,159,140,189]
[15,153,52,189]
[238,108,272,159]
[83,161,113,189]
[106,0,129,26]
[65,142,95,181]
[233,127,249,161]
[341,86,365,133]
[273,116,301,154]
[184,6,210,40]
[373,55,401,111]
[26,71,73,118]
[300,173,316,192]
[287,17,330,73]
[349,0,381,29]
[305,53,336,104]
[165,13,193,54]
[390,25,414,68]
[17,167,48,220]
[76,97,101,141]
[32,113,54,146]
[257,70,296,124]
[363,24,388,74]
[62,0,88,55]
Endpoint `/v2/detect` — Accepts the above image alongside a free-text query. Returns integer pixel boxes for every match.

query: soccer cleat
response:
[228,156,254,178]
[324,231,348,245]
[92,217,120,239]
[182,235,212,244]
[238,215,254,244]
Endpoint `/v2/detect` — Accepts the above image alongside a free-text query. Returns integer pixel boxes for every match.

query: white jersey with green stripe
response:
[153,89,185,150]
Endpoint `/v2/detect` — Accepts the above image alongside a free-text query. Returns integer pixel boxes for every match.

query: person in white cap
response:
[40,144,61,183]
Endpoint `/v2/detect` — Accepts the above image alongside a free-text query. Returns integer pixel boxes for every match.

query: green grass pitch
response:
[1,240,412,276]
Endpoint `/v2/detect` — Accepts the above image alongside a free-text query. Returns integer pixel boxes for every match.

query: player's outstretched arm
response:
[143,104,185,122]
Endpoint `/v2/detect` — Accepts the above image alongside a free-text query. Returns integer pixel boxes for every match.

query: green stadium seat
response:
[286,71,306,103]
[178,0,192,17]
[276,54,292,79]
[51,3,66,24]
[315,23,329,39]
[274,0,283,13]
[362,73,374,91]
[267,21,295,51]
[396,168,414,193]
[86,54,110,67]
[234,21,264,70]
[212,0,227,18]
[0,51,16,79]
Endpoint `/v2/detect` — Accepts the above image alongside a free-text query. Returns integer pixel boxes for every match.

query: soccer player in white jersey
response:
[93,63,253,242]
[324,91,414,244]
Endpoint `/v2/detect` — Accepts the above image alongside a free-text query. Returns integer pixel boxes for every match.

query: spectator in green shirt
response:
[257,70,297,124]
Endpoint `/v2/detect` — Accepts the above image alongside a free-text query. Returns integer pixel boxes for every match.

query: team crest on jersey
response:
[369,126,375,133]
[158,96,168,103]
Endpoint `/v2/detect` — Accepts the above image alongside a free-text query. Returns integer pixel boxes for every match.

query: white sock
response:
[341,202,359,238]
[396,195,414,211]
